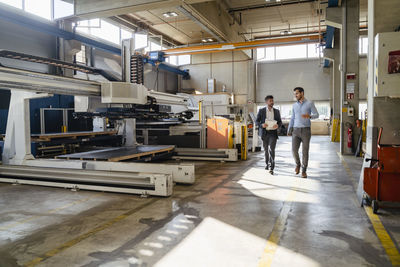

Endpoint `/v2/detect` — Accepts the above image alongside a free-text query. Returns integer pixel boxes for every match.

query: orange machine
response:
[206,118,232,149]
[362,128,400,213]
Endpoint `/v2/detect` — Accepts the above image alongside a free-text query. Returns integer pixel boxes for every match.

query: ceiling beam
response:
[74,0,210,19]
[178,1,251,56]
[227,0,318,13]
[110,15,183,46]
[180,2,247,40]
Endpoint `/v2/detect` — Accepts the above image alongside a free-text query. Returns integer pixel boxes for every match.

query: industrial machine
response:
[0,40,196,196]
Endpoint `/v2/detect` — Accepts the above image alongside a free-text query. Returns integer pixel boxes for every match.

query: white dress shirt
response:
[266,107,274,121]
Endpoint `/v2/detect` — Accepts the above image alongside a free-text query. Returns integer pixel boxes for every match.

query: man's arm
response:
[310,102,319,119]
[256,108,263,128]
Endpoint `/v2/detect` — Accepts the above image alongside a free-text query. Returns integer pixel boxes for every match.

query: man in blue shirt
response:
[287,87,319,178]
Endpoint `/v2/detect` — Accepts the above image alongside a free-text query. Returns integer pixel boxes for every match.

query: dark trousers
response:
[262,133,277,170]
[292,127,311,172]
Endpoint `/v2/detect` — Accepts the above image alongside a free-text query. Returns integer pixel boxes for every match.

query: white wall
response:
[181,51,254,104]
[256,59,331,103]
[144,65,178,93]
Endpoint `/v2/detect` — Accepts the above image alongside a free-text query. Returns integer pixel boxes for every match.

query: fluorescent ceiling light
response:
[280,30,292,35]
[207,38,213,42]
[201,39,207,42]
[163,12,178,18]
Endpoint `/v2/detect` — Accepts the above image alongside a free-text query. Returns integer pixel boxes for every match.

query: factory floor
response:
[0,136,399,267]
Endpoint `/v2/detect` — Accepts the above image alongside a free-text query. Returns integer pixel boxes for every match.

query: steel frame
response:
[0,165,172,196]
[173,148,238,162]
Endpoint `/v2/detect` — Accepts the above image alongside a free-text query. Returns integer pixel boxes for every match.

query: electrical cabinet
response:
[374,32,400,97]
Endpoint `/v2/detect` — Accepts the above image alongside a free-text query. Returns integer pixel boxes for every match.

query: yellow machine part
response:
[198,101,202,123]
[241,125,247,160]
[362,119,367,142]
[331,119,340,142]
[228,124,234,149]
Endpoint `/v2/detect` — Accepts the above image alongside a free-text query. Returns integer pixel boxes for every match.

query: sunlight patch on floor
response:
[154,217,266,267]
[237,167,321,204]
[154,217,320,267]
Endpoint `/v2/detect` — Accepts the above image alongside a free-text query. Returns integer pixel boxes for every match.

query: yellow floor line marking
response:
[23,198,159,267]
[0,193,101,231]
[258,180,299,267]
[337,152,400,266]
[365,206,400,266]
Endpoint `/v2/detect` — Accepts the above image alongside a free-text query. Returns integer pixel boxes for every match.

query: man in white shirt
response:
[256,95,282,175]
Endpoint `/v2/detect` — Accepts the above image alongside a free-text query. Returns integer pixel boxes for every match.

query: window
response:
[275,44,307,60]
[75,19,99,35]
[265,47,275,61]
[91,20,120,44]
[359,37,368,54]
[75,19,121,44]
[121,28,133,41]
[271,101,330,120]
[308,43,320,58]
[0,0,22,8]
[257,43,321,62]
[150,41,161,51]
[257,47,275,61]
[359,102,367,119]
[256,48,265,60]
[25,0,52,20]
[314,101,331,120]
[168,56,178,66]
[135,33,148,49]
[178,55,191,65]
[75,45,86,64]
[54,0,74,19]
[278,104,293,120]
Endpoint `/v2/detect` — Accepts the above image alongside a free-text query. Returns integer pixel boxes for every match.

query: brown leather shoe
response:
[301,172,307,178]
[295,166,300,175]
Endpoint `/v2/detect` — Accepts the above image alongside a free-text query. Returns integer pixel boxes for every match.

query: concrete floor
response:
[0,136,399,267]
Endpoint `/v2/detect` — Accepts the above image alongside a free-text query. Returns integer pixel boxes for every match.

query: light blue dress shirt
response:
[288,99,319,131]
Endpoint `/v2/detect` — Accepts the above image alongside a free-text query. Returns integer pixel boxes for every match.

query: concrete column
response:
[340,0,359,155]
[332,30,341,120]
[366,0,400,158]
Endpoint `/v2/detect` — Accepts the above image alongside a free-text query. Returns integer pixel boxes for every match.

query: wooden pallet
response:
[56,145,175,162]
[31,131,117,142]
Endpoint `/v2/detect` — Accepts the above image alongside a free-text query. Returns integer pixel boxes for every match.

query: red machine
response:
[362,128,400,213]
